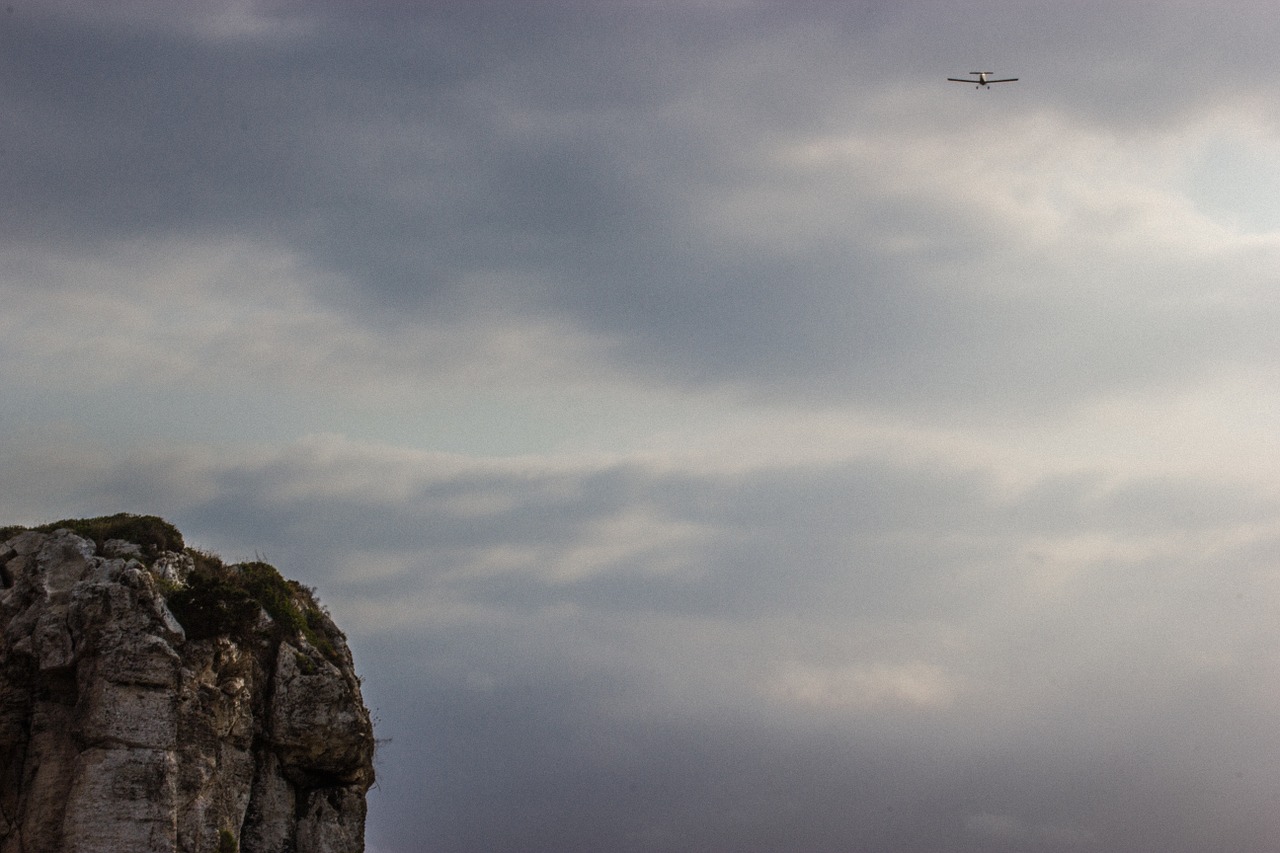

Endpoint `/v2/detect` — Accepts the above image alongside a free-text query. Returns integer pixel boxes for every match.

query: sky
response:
[4,1,1280,850]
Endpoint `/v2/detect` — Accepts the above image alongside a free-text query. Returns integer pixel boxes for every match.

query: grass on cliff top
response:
[1,513,340,664]
[167,551,340,662]
[0,513,184,557]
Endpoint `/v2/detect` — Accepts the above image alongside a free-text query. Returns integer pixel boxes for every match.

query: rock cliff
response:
[0,515,375,853]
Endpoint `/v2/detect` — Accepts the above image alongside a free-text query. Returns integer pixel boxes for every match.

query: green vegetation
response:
[0,513,184,559]
[294,650,319,675]
[237,561,338,660]
[165,565,262,642]
[166,552,339,662]
[1,514,341,664]
[216,828,238,853]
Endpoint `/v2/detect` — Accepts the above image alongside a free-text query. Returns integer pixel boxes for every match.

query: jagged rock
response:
[0,516,375,853]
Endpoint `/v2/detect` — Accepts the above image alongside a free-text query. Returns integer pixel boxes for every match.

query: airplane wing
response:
[946,78,976,83]
[987,78,1018,83]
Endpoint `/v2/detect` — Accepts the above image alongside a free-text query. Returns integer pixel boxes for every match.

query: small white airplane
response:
[947,71,1018,88]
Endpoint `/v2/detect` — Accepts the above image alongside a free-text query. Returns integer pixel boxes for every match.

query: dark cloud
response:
[362,643,1280,853]
[9,1,1278,412]
[5,432,1280,851]
[6,4,1280,850]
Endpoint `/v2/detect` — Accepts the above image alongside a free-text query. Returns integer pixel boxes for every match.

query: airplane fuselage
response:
[947,71,1018,89]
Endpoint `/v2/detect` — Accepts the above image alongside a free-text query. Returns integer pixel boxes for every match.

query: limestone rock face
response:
[0,519,375,853]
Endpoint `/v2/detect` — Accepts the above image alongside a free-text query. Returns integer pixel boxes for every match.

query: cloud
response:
[964,812,1099,850]
[5,423,1280,850]
[6,0,1280,419]
[6,3,1280,850]
[764,660,957,710]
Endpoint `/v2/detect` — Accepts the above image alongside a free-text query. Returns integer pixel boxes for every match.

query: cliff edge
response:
[0,514,375,853]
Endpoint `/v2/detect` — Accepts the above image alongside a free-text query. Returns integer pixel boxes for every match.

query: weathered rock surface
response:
[0,516,375,853]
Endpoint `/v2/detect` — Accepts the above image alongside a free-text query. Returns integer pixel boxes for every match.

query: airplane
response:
[947,71,1018,88]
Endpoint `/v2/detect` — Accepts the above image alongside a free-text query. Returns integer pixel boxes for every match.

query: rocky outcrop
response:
[0,515,375,853]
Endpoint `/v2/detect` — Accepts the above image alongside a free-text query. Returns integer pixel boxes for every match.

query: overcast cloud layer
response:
[5,2,1280,851]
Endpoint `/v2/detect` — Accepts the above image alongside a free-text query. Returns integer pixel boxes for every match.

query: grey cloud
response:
[363,660,1280,853]
[7,7,1280,847]
[10,2,1279,413]
[46,440,1274,627]
[5,436,1280,851]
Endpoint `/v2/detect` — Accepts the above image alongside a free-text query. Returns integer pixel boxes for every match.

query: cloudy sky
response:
[5,1,1280,850]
